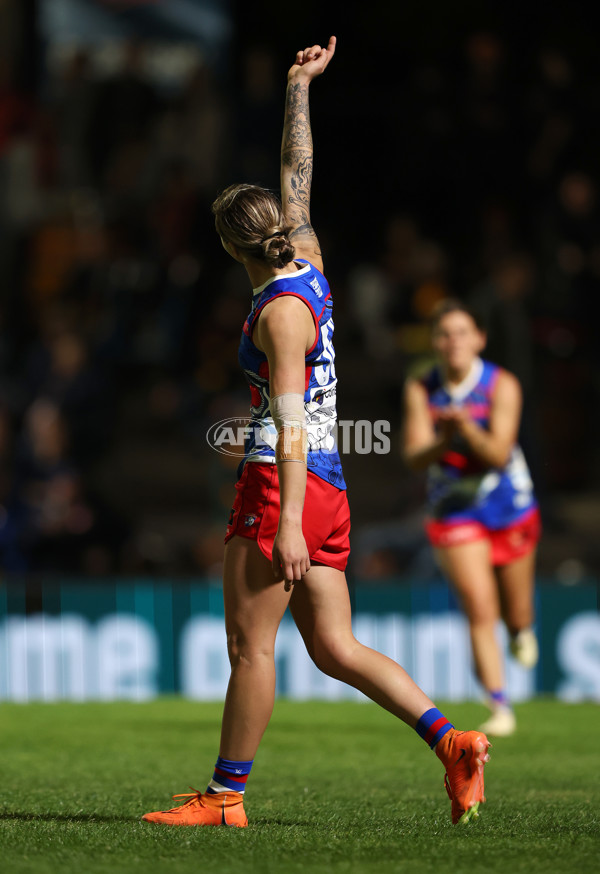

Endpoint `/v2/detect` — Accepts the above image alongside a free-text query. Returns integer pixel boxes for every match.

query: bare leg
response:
[219,537,292,760]
[434,540,504,694]
[290,564,435,727]
[495,548,537,635]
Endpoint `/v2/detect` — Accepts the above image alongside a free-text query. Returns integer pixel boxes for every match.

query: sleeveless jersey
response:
[423,357,536,528]
[238,259,346,490]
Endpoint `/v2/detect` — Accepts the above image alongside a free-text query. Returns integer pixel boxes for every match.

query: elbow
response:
[489,445,513,468]
[496,451,512,469]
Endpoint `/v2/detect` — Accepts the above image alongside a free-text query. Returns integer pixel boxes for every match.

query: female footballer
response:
[143,37,489,828]
[402,300,540,736]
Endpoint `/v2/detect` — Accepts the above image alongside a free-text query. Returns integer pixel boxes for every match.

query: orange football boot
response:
[435,729,491,824]
[142,788,248,827]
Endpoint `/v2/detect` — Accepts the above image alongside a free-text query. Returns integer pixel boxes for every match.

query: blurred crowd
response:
[1,20,599,579]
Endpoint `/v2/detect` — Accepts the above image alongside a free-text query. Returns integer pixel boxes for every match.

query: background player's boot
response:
[509,628,539,669]
[142,789,248,827]
[479,705,516,737]
[435,729,490,824]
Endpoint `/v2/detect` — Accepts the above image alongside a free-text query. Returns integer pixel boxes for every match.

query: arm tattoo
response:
[281,82,316,238]
[290,223,321,253]
[283,83,312,151]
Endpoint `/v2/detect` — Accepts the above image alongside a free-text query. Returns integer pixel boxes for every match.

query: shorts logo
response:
[243,514,257,527]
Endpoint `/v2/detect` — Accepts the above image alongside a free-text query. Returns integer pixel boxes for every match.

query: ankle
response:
[434,727,455,759]
[204,790,244,807]
[415,707,454,749]
[488,689,510,710]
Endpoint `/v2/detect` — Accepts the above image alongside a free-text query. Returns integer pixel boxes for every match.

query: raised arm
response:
[281,36,336,273]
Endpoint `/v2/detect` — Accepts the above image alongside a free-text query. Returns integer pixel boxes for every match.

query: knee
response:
[457,588,498,626]
[226,631,244,665]
[308,635,359,679]
[466,606,498,627]
[226,631,274,668]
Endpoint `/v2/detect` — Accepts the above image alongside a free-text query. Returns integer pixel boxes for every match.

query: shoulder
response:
[481,359,515,387]
[404,376,430,406]
[259,292,315,328]
[490,366,522,405]
[410,365,440,396]
[405,364,441,398]
[254,293,315,354]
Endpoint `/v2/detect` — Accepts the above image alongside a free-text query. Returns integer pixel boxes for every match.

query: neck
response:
[443,359,476,386]
[245,260,299,289]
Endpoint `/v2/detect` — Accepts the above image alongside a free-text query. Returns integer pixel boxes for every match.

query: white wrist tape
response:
[271,392,307,463]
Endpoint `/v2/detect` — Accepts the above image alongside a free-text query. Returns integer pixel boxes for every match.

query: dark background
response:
[1,0,598,582]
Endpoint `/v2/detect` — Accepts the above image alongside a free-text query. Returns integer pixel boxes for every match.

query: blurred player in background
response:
[143,38,489,829]
[402,300,541,736]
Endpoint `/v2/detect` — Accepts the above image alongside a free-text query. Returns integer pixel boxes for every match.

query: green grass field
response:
[1,699,598,874]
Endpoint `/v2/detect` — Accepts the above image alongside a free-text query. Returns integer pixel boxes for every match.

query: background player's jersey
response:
[423,357,536,528]
[238,259,345,490]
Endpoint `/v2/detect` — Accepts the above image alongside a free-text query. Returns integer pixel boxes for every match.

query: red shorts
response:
[224,462,351,571]
[425,506,541,567]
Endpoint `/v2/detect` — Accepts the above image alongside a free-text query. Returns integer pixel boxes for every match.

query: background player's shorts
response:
[224,462,350,571]
[425,506,541,567]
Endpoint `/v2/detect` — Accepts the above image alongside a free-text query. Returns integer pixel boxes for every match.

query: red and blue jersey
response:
[423,357,537,529]
[238,259,345,490]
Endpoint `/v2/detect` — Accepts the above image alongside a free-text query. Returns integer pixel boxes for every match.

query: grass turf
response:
[1,699,598,874]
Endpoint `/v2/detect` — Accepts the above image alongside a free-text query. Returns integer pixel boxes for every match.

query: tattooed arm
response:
[281,37,336,274]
